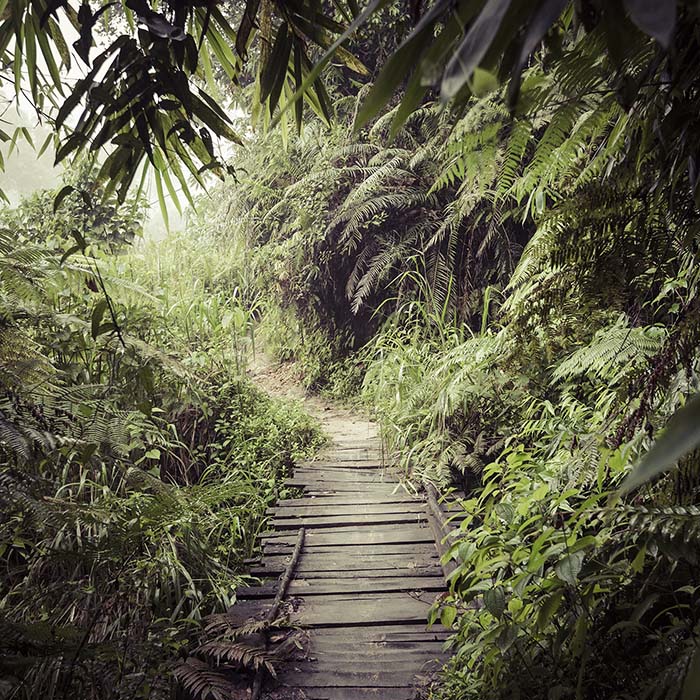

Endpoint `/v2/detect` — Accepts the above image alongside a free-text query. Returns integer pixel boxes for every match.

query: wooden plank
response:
[291,470,392,483]
[270,512,429,530]
[307,640,447,654]
[250,554,440,575]
[279,668,435,687]
[262,527,435,549]
[286,640,445,658]
[284,657,443,672]
[309,624,449,642]
[291,687,416,700]
[278,493,419,507]
[287,480,406,493]
[263,542,440,557]
[293,466,390,477]
[230,592,436,627]
[270,502,427,517]
[291,592,436,627]
[238,576,445,599]
[297,460,387,469]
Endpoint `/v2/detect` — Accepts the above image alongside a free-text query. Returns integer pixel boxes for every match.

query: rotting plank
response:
[229,592,437,628]
[264,522,433,543]
[262,542,439,556]
[308,624,449,642]
[292,687,416,700]
[250,556,444,583]
[277,493,419,507]
[293,467,390,479]
[280,669,438,688]
[270,512,429,529]
[238,576,446,598]
[285,479,406,493]
[270,502,427,517]
[303,645,446,659]
[290,592,438,627]
[287,475,395,486]
[296,460,388,469]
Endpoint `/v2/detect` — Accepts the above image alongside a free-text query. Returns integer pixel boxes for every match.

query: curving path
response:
[237,358,448,699]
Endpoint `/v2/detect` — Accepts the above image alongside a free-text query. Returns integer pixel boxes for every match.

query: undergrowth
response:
[0,179,323,699]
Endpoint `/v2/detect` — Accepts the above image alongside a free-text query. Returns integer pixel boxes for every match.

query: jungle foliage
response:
[0,176,322,699]
[2,0,700,699]
[203,2,700,698]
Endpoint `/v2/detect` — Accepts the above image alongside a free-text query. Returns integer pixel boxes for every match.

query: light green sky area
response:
[0,107,185,239]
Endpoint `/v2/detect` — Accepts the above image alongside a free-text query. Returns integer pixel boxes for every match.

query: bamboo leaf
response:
[623,0,676,48]
[53,185,76,212]
[620,395,700,494]
[441,0,511,101]
[555,551,584,585]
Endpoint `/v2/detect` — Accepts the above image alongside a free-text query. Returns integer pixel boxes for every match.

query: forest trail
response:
[237,355,449,699]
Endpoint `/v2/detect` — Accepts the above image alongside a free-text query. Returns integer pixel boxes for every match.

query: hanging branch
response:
[251,526,306,700]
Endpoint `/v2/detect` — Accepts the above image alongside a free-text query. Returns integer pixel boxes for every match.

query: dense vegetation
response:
[195,6,700,699]
[2,0,700,698]
[0,182,323,698]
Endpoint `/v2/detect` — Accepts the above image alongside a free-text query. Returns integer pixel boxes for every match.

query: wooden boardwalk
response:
[236,416,449,699]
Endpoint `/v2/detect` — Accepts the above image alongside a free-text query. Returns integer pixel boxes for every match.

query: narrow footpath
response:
[236,358,449,699]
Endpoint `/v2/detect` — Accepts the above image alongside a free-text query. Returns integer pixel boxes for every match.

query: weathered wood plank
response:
[238,576,446,599]
[285,469,392,486]
[292,592,436,627]
[229,592,436,627]
[270,512,429,530]
[286,480,407,493]
[262,524,435,548]
[291,469,391,478]
[308,624,449,642]
[297,460,387,469]
[279,669,437,687]
[250,563,442,578]
[262,542,440,557]
[270,502,427,517]
[284,657,443,672]
[278,493,419,507]
[289,687,416,700]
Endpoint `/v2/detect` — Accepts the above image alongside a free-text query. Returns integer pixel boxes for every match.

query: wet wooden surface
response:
[236,420,449,700]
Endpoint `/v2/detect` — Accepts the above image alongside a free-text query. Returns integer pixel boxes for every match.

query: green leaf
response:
[507,0,567,106]
[441,0,512,101]
[293,42,303,133]
[260,22,291,102]
[682,643,700,700]
[484,586,506,619]
[354,0,456,129]
[144,449,161,459]
[440,605,457,627]
[53,185,76,212]
[153,168,170,231]
[271,0,391,129]
[235,0,261,60]
[536,589,563,631]
[91,299,108,339]
[469,66,499,96]
[60,243,83,264]
[623,0,676,49]
[620,394,700,494]
[555,551,584,585]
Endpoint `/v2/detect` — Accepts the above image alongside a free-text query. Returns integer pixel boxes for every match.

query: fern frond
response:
[552,320,666,382]
[173,657,246,700]
[195,640,277,675]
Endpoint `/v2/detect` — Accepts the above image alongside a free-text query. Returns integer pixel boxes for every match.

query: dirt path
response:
[248,353,383,460]
[240,353,448,699]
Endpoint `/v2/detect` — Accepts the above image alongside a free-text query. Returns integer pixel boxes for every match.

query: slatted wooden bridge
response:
[235,409,452,700]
